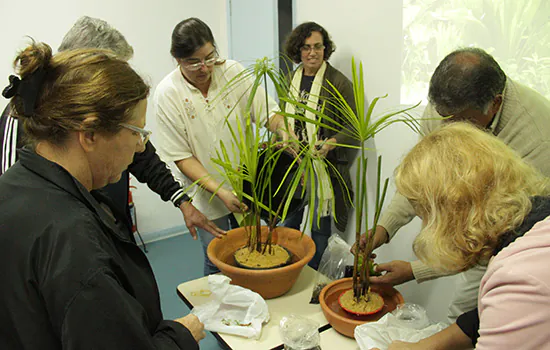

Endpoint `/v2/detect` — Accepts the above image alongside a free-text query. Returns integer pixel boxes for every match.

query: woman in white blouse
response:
[155,18,285,275]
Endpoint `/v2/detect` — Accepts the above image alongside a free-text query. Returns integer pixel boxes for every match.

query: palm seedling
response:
[279,57,420,304]
[207,57,333,260]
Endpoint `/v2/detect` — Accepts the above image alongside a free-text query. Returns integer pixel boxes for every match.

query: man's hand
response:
[175,314,206,343]
[217,188,248,213]
[180,201,226,239]
[369,260,415,286]
[351,225,389,255]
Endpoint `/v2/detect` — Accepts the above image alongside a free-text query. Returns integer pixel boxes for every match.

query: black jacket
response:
[104,141,189,236]
[0,105,188,237]
[0,149,198,349]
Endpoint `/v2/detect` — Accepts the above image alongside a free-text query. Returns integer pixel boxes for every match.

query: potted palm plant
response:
[205,57,333,299]
[279,58,419,337]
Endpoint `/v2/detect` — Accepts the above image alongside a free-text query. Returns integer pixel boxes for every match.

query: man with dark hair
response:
[362,47,550,322]
[0,16,224,242]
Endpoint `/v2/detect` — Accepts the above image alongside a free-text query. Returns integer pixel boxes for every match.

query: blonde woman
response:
[375,122,550,350]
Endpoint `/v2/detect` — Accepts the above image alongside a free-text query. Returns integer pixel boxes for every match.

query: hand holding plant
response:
[351,225,389,254]
[217,188,248,213]
[313,137,337,158]
[369,260,414,286]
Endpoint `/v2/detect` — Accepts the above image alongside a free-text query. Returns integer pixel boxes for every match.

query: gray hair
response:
[58,16,134,61]
[428,47,506,116]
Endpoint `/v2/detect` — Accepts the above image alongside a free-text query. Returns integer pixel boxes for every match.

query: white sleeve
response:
[154,86,193,162]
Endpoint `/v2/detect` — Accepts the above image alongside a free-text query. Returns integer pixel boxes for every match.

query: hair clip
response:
[19,69,46,116]
[2,75,21,99]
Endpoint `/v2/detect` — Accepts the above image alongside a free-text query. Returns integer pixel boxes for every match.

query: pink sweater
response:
[477,217,550,349]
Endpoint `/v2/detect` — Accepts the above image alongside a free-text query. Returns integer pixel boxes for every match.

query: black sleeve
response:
[61,269,199,350]
[456,307,480,347]
[128,141,189,205]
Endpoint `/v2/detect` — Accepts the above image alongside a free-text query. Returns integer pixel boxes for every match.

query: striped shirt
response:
[0,105,23,176]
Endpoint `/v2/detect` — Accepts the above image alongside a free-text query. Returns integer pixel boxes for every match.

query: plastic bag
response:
[191,275,270,339]
[391,303,431,329]
[355,303,447,350]
[310,234,354,304]
[279,314,321,350]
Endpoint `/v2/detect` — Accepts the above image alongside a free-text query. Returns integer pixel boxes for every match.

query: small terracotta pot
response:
[319,278,404,338]
[207,226,315,299]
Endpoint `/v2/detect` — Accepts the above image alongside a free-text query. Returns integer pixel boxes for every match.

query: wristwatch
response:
[172,193,191,208]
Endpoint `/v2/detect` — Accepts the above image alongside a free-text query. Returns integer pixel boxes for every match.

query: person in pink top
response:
[371,122,550,350]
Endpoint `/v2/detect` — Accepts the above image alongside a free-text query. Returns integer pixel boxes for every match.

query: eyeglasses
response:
[181,56,220,71]
[300,44,325,53]
[120,123,152,145]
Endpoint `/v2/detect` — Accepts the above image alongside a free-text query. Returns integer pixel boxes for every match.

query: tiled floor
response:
[145,233,224,350]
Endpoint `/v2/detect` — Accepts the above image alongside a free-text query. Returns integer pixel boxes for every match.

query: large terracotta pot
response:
[207,226,315,299]
[319,277,404,338]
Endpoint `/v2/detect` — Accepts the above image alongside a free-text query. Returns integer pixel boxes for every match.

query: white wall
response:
[228,0,278,66]
[0,0,228,241]
[227,0,279,97]
[295,0,458,323]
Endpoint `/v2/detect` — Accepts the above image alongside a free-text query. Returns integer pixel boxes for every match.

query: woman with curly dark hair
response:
[282,22,358,269]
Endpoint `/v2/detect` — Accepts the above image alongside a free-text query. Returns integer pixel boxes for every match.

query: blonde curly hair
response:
[395,122,550,272]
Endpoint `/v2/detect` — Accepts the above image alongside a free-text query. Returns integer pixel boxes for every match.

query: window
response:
[401,0,550,104]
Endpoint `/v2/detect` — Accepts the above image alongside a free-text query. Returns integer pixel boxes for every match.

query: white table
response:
[177,266,358,349]
[320,328,360,349]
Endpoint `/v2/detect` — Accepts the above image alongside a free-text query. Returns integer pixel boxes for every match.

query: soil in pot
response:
[325,285,400,323]
[234,244,291,269]
[338,289,384,315]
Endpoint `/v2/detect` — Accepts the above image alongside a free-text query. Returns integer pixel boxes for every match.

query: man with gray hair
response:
[0,16,224,242]
[58,16,134,61]
[359,47,550,323]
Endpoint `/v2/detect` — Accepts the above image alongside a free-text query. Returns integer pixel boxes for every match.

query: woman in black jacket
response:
[0,42,204,349]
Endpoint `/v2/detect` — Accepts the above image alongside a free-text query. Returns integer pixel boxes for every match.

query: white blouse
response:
[154,60,279,220]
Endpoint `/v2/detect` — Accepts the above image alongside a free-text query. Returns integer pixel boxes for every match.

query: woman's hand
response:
[313,137,337,158]
[217,188,248,213]
[175,314,206,343]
